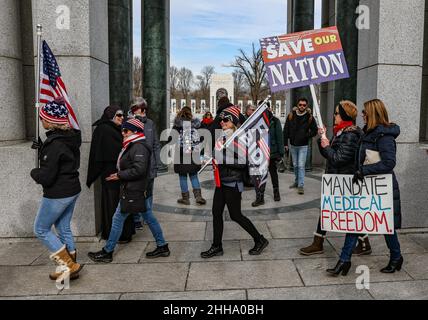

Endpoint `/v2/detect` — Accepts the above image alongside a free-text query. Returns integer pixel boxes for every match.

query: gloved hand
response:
[352,170,364,185]
[31,137,43,150]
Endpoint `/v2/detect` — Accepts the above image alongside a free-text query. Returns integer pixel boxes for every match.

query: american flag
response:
[39,40,80,130]
[213,104,271,188]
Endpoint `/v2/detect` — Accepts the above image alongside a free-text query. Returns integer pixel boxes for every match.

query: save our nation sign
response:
[321,174,395,235]
[260,26,349,92]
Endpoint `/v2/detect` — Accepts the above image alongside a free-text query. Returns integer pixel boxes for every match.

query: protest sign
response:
[260,26,349,93]
[320,174,394,235]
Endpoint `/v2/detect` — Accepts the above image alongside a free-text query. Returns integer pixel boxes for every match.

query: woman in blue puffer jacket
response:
[327,99,403,276]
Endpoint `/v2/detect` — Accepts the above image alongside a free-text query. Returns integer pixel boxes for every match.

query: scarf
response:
[202,118,214,126]
[333,121,354,136]
[117,133,146,170]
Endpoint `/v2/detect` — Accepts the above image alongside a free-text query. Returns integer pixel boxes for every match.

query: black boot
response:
[146,244,171,259]
[380,256,403,273]
[252,194,265,207]
[201,245,224,259]
[87,248,113,264]
[249,235,269,255]
[273,188,281,202]
[326,260,352,276]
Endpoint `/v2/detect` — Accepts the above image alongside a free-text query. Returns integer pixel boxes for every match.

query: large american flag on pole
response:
[39,40,80,130]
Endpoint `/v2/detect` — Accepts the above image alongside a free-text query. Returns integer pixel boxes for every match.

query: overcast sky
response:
[133,0,322,75]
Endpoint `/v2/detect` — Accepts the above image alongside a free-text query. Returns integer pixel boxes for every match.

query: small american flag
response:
[39,40,80,130]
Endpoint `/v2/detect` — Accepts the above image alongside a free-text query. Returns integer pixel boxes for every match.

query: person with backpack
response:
[88,118,169,263]
[283,98,318,195]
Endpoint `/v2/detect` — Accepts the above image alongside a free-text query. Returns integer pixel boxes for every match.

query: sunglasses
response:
[115,113,124,118]
[334,112,340,116]
[298,104,307,107]
[362,110,367,115]
[220,118,231,123]
[122,128,130,134]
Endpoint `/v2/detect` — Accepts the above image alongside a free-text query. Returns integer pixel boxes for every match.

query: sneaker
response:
[289,183,298,189]
[87,248,113,263]
[146,244,171,259]
[201,245,224,259]
[135,221,144,230]
[298,187,305,195]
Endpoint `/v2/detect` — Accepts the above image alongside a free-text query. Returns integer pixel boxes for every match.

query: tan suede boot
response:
[49,250,79,281]
[299,234,325,256]
[49,246,83,282]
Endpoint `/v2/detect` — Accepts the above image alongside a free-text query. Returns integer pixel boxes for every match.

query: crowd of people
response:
[30,94,403,283]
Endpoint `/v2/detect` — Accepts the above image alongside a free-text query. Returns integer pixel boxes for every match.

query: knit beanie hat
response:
[39,98,69,125]
[122,118,145,133]
[220,106,242,126]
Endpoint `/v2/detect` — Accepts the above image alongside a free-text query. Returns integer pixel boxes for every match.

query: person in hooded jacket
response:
[299,101,372,257]
[31,99,83,282]
[326,99,403,276]
[87,106,130,240]
[88,118,169,263]
[173,107,207,205]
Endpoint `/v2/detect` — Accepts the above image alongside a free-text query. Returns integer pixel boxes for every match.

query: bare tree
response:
[196,66,215,100]
[133,56,143,98]
[232,70,247,99]
[170,65,179,97]
[229,43,268,103]
[177,67,194,101]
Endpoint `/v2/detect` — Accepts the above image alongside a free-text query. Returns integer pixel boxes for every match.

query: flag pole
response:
[198,95,272,175]
[34,24,42,168]
[310,84,327,140]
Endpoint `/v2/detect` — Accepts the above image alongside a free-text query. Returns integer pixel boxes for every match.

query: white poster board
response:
[321,174,394,235]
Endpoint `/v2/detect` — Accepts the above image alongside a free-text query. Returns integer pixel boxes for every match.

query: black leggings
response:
[212,186,261,246]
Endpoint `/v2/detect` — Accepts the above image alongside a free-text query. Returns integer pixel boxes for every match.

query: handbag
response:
[120,184,147,214]
[364,149,381,165]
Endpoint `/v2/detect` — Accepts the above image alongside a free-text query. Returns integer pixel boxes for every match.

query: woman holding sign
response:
[300,101,372,258]
[328,99,403,276]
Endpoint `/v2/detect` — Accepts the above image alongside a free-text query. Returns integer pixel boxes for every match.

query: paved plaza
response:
[0,169,427,300]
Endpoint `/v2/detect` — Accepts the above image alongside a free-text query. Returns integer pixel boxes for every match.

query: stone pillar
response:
[0,0,26,145]
[30,0,110,236]
[287,0,315,171]
[334,0,360,105]
[357,0,427,228]
[142,0,169,134]
[108,0,133,110]
[421,3,428,142]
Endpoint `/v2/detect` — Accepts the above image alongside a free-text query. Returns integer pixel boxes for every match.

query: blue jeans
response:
[290,145,308,187]
[105,203,167,253]
[34,194,80,253]
[340,232,402,262]
[179,173,201,193]
[133,179,155,224]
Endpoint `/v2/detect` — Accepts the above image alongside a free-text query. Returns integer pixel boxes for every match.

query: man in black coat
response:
[283,98,318,195]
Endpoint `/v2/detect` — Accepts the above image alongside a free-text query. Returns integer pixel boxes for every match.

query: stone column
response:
[334,0,360,105]
[357,0,427,228]
[30,0,110,236]
[421,3,428,142]
[0,0,26,145]
[287,0,315,171]
[142,0,169,134]
[108,0,133,110]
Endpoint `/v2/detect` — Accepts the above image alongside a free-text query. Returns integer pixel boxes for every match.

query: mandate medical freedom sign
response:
[260,26,349,92]
[321,174,394,235]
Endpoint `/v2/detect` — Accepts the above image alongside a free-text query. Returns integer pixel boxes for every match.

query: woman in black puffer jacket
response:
[31,99,83,282]
[201,106,269,259]
[300,101,372,257]
[88,118,169,263]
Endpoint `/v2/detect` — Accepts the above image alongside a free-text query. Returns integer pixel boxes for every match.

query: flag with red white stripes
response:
[39,40,80,130]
